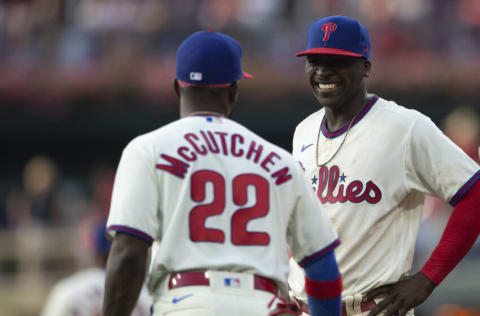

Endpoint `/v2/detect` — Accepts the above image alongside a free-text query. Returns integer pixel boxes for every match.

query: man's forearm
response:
[421,179,480,284]
[103,233,148,316]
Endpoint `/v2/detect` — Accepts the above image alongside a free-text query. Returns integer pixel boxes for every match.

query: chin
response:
[314,93,343,108]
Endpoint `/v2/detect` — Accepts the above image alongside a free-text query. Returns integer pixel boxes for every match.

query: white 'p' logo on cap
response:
[190,72,202,81]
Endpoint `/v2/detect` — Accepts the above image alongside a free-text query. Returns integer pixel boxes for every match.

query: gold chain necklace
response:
[315,95,374,167]
[315,116,355,167]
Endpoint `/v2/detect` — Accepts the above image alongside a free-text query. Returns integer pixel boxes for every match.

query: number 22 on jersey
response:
[189,170,270,246]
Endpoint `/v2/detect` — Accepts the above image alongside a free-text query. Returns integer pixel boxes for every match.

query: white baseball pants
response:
[151,285,279,316]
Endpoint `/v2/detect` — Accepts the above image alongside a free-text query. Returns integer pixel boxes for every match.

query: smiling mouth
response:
[319,83,337,89]
[315,82,341,92]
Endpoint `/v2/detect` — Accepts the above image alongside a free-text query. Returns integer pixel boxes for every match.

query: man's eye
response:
[308,57,357,69]
[330,59,353,67]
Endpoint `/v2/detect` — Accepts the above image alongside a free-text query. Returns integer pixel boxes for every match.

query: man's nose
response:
[315,64,333,75]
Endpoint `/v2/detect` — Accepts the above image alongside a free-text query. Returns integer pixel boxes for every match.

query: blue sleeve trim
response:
[299,238,341,268]
[107,225,154,246]
[304,250,339,281]
[449,169,480,206]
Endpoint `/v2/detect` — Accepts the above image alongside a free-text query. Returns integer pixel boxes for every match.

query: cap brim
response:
[177,71,253,87]
[177,80,232,88]
[242,71,254,79]
[295,47,363,58]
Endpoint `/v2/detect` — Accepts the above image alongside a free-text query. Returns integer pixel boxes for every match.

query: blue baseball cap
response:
[176,30,253,86]
[296,16,370,60]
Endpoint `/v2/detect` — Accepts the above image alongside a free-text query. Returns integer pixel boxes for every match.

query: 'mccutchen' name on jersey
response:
[156,129,292,185]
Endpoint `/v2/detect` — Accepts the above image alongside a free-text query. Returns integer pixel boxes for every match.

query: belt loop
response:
[353,294,363,314]
[345,295,354,316]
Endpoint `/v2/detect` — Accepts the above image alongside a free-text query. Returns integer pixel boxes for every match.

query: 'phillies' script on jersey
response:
[317,165,382,204]
[156,130,292,185]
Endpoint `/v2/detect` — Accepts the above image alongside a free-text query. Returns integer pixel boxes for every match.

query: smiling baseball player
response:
[103,30,343,316]
[288,15,480,316]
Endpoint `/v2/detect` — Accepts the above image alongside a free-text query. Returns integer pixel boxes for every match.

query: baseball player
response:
[40,221,151,316]
[288,15,480,316]
[103,30,342,316]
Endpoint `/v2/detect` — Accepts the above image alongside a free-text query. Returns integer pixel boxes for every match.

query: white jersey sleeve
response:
[286,159,339,304]
[287,162,339,265]
[405,115,480,204]
[107,139,160,245]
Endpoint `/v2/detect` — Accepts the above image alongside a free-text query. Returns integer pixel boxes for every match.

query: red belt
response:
[297,299,376,316]
[168,270,277,295]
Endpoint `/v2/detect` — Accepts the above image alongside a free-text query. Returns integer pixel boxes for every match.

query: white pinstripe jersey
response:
[288,95,480,300]
[106,115,338,298]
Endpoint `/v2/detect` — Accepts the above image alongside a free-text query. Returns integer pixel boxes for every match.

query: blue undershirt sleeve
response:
[303,250,341,316]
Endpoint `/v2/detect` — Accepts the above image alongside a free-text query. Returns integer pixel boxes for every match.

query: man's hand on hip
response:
[364,272,436,316]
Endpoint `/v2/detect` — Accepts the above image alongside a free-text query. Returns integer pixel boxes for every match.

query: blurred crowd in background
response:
[0,0,479,111]
[1,0,480,315]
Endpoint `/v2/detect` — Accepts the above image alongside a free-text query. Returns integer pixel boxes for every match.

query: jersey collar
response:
[321,94,379,139]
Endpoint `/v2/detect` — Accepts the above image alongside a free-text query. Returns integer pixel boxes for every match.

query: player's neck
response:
[180,102,229,118]
[188,110,225,117]
[324,92,370,132]
[178,84,237,118]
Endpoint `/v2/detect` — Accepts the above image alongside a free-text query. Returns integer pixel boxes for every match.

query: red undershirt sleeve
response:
[421,180,480,285]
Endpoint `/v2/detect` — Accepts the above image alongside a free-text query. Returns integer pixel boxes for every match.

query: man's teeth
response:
[318,83,337,89]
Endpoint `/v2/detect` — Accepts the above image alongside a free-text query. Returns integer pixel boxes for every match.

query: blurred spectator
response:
[75,163,115,268]
[84,163,115,220]
[40,220,151,316]
[5,154,89,227]
[4,155,90,291]
[5,156,64,291]
[6,155,61,227]
[442,106,479,162]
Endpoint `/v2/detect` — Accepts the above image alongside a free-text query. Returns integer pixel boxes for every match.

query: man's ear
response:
[228,82,239,104]
[173,79,180,97]
[226,82,239,117]
[363,59,371,78]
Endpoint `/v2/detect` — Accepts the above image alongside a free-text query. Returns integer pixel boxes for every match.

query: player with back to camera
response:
[40,221,151,316]
[103,30,343,316]
[287,15,480,316]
